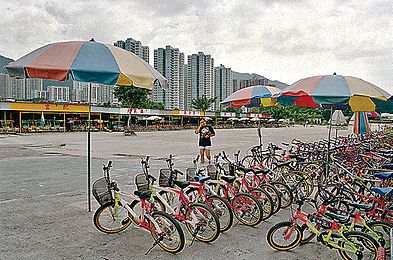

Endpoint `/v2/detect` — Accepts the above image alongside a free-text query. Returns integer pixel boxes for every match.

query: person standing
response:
[195,118,215,164]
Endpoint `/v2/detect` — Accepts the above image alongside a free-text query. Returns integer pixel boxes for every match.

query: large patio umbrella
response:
[278,74,392,112]
[5,39,167,211]
[221,85,281,108]
[277,73,392,172]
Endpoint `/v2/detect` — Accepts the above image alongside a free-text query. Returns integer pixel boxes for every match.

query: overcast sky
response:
[1,0,392,91]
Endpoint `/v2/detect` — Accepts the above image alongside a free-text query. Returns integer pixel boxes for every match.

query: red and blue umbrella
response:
[6,40,166,89]
[221,85,281,108]
[278,74,392,112]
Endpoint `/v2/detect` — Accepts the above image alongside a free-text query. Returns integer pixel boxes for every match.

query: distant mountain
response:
[232,71,288,90]
[0,55,14,74]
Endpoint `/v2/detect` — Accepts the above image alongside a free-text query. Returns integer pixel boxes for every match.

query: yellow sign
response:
[10,102,89,113]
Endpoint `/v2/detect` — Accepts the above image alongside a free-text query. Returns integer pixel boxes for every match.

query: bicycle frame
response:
[151,184,205,227]
[287,205,361,255]
[110,190,164,235]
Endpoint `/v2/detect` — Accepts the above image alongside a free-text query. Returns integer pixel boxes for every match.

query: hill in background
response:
[0,55,14,74]
[232,71,288,90]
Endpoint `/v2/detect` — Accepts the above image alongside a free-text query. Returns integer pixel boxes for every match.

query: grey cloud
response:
[0,0,392,90]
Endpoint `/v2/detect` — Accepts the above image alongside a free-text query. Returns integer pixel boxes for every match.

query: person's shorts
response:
[199,145,212,150]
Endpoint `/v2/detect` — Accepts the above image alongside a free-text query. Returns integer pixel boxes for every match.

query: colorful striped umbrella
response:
[353,112,371,134]
[278,74,392,112]
[5,39,167,212]
[221,85,281,108]
[5,40,166,89]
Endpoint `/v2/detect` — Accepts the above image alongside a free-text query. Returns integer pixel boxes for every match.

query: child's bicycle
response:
[92,161,185,254]
[266,195,381,260]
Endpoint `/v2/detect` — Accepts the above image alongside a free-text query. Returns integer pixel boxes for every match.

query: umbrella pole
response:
[326,106,333,178]
[87,83,92,212]
[258,120,262,147]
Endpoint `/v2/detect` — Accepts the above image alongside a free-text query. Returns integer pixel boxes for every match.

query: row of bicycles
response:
[91,127,393,259]
[257,129,393,260]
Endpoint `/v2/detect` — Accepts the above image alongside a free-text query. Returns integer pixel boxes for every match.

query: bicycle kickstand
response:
[144,236,164,255]
[189,226,200,247]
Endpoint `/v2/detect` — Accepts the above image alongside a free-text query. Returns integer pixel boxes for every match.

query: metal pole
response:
[326,106,333,178]
[87,83,92,212]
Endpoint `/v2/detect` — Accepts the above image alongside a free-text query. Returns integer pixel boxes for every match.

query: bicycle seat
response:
[324,212,350,224]
[371,187,393,197]
[276,161,291,167]
[221,175,236,184]
[238,166,254,173]
[134,190,152,200]
[253,168,270,174]
[349,202,373,211]
[194,176,210,183]
[173,180,190,189]
[373,172,393,180]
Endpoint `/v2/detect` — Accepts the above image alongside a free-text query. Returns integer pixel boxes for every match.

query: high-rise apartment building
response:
[153,45,184,110]
[186,52,215,110]
[114,37,149,63]
[214,64,233,110]
[26,78,43,99]
[47,86,70,102]
[71,81,117,105]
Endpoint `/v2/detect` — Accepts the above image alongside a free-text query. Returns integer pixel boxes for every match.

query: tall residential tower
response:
[114,37,149,63]
[186,52,214,110]
[153,45,184,110]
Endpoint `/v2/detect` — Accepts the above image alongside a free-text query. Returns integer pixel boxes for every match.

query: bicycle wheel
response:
[250,188,274,220]
[362,221,392,257]
[206,195,234,232]
[270,181,293,208]
[150,211,185,253]
[267,221,302,251]
[242,155,258,168]
[338,231,379,260]
[260,183,281,214]
[93,202,131,234]
[185,203,220,243]
[232,193,263,227]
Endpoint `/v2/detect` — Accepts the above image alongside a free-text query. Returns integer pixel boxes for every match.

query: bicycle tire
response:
[338,231,379,260]
[150,211,185,254]
[184,187,234,233]
[270,181,293,208]
[250,187,274,220]
[206,195,234,232]
[362,221,393,257]
[93,202,132,234]
[267,221,302,251]
[260,183,281,214]
[185,203,221,243]
[232,192,263,227]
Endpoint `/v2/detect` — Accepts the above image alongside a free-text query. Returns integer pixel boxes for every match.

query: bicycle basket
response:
[92,177,113,205]
[135,174,150,191]
[222,163,235,176]
[207,165,218,180]
[186,168,196,181]
[159,169,173,187]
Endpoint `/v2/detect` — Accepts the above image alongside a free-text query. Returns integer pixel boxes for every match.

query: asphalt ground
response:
[0,126,350,259]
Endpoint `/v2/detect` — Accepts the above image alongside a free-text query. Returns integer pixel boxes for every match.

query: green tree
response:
[142,99,165,110]
[192,95,217,112]
[114,86,150,126]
